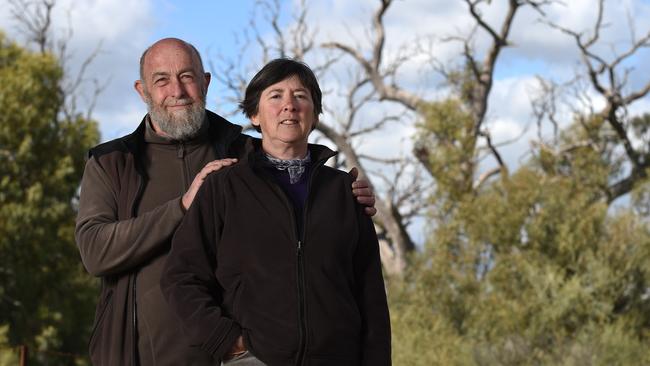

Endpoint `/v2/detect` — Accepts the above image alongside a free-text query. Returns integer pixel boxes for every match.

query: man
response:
[75,38,376,365]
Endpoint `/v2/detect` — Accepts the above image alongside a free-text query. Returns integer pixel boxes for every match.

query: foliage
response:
[0,32,99,365]
[416,99,476,203]
[388,103,650,365]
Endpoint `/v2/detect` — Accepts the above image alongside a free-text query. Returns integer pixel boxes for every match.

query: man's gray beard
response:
[147,99,206,141]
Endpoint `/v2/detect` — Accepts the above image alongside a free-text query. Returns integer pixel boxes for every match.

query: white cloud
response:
[490,118,525,142]
[56,0,153,43]
[489,77,539,125]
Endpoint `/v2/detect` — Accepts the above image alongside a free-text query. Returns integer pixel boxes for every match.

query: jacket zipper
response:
[266,180,308,366]
[295,240,307,366]
[294,165,319,366]
[177,142,192,195]
[177,142,185,159]
[261,159,319,366]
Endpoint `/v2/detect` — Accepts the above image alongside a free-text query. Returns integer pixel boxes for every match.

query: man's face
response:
[135,40,210,140]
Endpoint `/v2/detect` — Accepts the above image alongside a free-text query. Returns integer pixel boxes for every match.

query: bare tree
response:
[322,0,423,111]
[323,1,556,191]
[320,0,557,273]
[540,0,650,202]
[316,71,422,276]
[8,0,108,121]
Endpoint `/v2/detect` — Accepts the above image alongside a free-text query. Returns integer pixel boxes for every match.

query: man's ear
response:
[203,72,211,91]
[134,80,147,102]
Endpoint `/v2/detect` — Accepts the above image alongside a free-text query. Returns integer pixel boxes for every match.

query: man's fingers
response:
[351,181,363,189]
[353,187,373,197]
[364,206,377,217]
[355,194,376,207]
[203,158,238,168]
[351,180,373,191]
[351,176,377,218]
[197,159,238,177]
[205,158,238,166]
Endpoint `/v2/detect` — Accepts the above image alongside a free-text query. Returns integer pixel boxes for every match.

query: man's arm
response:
[75,157,235,277]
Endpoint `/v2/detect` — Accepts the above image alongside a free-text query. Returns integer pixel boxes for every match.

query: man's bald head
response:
[139,38,205,86]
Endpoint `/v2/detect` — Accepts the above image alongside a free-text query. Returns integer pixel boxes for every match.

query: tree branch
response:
[321,0,423,110]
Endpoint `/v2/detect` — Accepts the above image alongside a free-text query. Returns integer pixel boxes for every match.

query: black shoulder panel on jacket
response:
[88,115,147,160]
[88,137,129,159]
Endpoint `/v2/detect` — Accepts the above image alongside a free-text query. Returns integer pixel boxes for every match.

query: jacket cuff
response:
[205,320,242,360]
[171,196,186,216]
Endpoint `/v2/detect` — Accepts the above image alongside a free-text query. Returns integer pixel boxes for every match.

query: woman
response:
[161,58,391,366]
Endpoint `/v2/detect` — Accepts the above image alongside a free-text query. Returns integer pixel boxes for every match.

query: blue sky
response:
[145,1,263,128]
[148,1,257,56]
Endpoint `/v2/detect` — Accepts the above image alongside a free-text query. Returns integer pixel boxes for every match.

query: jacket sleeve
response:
[160,174,241,360]
[354,208,392,365]
[75,156,185,276]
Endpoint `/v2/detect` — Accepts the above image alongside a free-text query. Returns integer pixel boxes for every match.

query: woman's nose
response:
[283,97,298,111]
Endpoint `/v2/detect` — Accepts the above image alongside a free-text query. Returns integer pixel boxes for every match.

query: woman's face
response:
[251,75,317,150]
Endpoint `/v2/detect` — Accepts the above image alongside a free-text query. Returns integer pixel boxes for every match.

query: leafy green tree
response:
[0,32,99,364]
[389,106,650,365]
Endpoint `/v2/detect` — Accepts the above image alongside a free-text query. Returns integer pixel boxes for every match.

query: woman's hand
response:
[223,335,247,361]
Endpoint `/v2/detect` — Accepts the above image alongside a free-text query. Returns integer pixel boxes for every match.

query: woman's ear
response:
[251,114,260,128]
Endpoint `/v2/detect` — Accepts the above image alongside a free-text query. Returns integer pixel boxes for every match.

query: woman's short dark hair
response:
[240,58,322,132]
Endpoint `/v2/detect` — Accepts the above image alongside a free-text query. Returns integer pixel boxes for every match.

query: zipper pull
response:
[297,240,302,255]
[177,143,185,159]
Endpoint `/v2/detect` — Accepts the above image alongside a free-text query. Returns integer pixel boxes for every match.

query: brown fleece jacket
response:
[75,111,247,366]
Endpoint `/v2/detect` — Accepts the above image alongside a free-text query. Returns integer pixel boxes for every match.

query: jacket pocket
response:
[88,289,113,363]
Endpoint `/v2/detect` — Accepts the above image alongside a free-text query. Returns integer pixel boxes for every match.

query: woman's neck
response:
[262,140,308,160]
